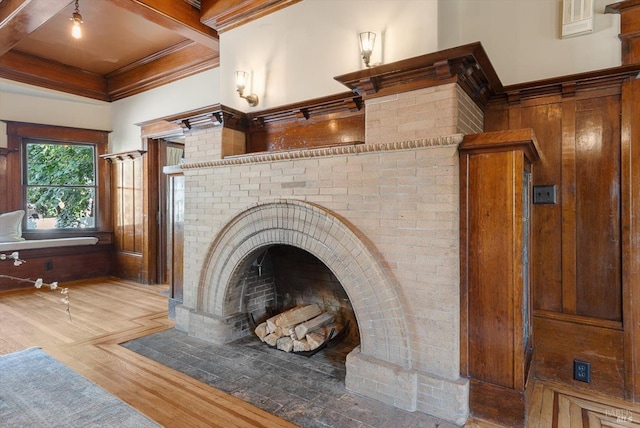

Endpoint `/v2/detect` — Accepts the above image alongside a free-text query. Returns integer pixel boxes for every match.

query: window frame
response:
[23,138,99,232]
[5,122,110,239]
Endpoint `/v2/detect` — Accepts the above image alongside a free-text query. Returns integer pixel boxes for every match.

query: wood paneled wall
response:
[485,77,629,398]
[105,151,150,283]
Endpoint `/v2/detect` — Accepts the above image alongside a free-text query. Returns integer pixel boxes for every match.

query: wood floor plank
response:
[0,277,296,428]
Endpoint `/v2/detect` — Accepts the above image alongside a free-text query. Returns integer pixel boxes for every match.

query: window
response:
[24,140,97,230]
[5,122,110,237]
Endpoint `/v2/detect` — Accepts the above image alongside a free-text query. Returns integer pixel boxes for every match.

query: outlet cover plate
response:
[533,185,557,205]
[573,359,591,383]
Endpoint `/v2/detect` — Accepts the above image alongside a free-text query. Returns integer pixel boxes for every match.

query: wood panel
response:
[574,96,622,320]
[532,315,625,399]
[469,380,525,427]
[109,154,146,282]
[0,148,17,213]
[246,92,364,152]
[521,104,563,313]
[467,151,516,388]
[249,114,364,153]
[621,77,640,402]
[486,79,629,404]
[0,244,112,291]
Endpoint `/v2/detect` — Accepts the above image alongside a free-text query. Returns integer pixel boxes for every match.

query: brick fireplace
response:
[174,45,493,424]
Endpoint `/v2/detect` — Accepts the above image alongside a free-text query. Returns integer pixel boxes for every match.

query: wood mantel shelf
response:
[334,42,503,108]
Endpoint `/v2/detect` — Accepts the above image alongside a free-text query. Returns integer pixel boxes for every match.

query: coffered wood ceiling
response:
[0,0,299,102]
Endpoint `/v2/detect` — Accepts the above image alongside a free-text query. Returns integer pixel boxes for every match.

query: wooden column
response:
[606,0,640,65]
[460,129,540,427]
[622,77,640,401]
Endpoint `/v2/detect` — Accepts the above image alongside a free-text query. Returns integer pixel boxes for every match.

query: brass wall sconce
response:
[235,71,259,107]
[359,31,376,68]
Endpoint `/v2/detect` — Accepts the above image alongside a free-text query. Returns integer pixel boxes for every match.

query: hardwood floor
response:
[525,382,640,427]
[4,277,640,428]
[0,277,296,428]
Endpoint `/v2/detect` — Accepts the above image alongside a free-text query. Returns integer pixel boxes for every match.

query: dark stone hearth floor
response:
[122,329,460,428]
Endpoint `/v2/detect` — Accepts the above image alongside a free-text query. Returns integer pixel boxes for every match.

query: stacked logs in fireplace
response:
[254,304,344,353]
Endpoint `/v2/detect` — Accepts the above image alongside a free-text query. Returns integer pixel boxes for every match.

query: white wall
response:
[0,79,111,148]
[220,0,439,111]
[0,0,624,149]
[110,68,220,152]
[438,0,621,86]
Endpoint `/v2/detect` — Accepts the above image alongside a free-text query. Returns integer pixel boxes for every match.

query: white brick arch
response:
[197,199,411,368]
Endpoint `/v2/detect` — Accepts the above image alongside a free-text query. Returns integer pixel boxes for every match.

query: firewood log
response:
[254,322,268,341]
[274,304,322,328]
[293,339,310,352]
[306,330,326,350]
[276,336,294,352]
[264,331,282,347]
[294,312,334,339]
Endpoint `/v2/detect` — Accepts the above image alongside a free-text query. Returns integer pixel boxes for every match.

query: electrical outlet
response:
[533,185,557,204]
[44,260,53,271]
[573,360,591,383]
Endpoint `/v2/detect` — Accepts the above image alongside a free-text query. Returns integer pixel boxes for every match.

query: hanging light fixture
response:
[70,0,83,39]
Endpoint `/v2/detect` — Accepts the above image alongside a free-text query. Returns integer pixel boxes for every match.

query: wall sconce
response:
[235,71,259,107]
[359,31,376,68]
[70,0,83,39]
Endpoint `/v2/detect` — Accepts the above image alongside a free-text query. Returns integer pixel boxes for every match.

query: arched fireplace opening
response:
[238,244,360,354]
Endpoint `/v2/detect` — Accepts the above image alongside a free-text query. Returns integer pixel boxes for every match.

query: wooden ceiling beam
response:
[200,0,301,33]
[0,50,109,101]
[0,0,70,56]
[110,0,220,50]
[106,41,220,101]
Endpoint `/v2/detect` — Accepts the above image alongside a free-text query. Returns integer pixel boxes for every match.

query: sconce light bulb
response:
[235,70,258,107]
[359,31,376,67]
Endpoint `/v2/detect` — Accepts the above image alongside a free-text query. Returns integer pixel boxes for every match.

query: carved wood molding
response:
[0,42,218,102]
[200,0,302,33]
[334,42,503,108]
[138,104,249,139]
[492,64,640,104]
[246,92,363,127]
[106,41,220,101]
[139,92,364,139]
[100,150,147,163]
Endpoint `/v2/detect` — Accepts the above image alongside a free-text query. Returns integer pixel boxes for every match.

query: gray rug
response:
[0,347,160,428]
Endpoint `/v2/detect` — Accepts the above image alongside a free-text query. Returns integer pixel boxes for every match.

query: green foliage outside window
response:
[25,142,96,229]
